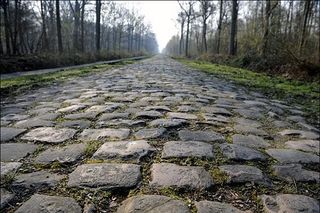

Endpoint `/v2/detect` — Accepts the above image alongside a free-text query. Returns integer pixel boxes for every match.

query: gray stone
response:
[98,113,130,121]
[97,119,145,128]
[135,110,162,119]
[177,105,197,112]
[272,164,319,183]
[1,143,38,162]
[287,115,306,123]
[21,127,76,143]
[162,141,214,159]
[58,119,91,129]
[0,188,14,209]
[67,163,141,189]
[0,162,22,177]
[92,140,154,161]
[179,130,225,143]
[145,105,171,111]
[12,171,65,190]
[15,194,82,213]
[167,112,198,120]
[219,165,270,185]
[57,104,86,113]
[28,107,56,115]
[0,127,26,142]
[36,113,60,121]
[220,143,267,161]
[64,112,98,120]
[150,163,213,189]
[298,122,319,133]
[260,194,319,213]
[232,134,270,148]
[201,107,232,116]
[116,195,190,213]
[34,143,86,164]
[134,128,166,139]
[203,114,229,123]
[234,125,268,137]
[149,119,187,128]
[272,120,291,128]
[79,128,130,141]
[85,105,119,113]
[266,149,319,164]
[234,109,264,120]
[195,200,247,213]
[234,118,261,128]
[285,140,319,154]
[1,114,29,122]
[279,129,319,140]
[164,96,183,102]
[14,118,54,129]
[1,120,11,126]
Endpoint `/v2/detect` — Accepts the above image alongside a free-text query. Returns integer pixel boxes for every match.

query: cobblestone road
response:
[1,55,319,212]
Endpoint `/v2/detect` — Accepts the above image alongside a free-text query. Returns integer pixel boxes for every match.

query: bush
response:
[0,51,147,74]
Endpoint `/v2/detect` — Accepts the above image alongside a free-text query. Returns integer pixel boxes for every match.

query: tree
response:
[40,0,49,52]
[199,0,214,53]
[177,12,186,55]
[96,0,101,52]
[229,0,238,55]
[299,0,312,55]
[178,1,196,57]
[56,0,63,54]
[261,0,278,55]
[216,0,224,54]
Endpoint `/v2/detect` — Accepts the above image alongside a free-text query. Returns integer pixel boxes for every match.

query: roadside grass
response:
[0,62,130,98]
[178,58,320,122]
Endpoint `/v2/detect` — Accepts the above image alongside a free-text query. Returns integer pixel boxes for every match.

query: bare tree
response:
[178,1,196,57]
[299,0,312,55]
[96,0,101,52]
[56,0,63,53]
[199,0,214,53]
[177,12,186,55]
[216,0,224,54]
[229,0,238,55]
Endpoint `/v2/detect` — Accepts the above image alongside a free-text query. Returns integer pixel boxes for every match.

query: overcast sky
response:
[123,1,181,52]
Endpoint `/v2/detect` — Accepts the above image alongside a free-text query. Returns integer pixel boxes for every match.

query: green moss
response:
[210,167,229,185]
[84,141,103,157]
[158,187,181,200]
[0,173,16,187]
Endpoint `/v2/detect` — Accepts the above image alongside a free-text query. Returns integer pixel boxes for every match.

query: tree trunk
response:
[216,0,223,54]
[0,4,3,55]
[185,16,190,57]
[202,21,207,53]
[229,0,238,55]
[95,0,101,52]
[179,19,184,55]
[299,0,311,55]
[73,0,80,51]
[262,0,271,55]
[40,0,49,52]
[2,0,11,55]
[13,0,20,55]
[56,0,63,54]
[80,0,86,52]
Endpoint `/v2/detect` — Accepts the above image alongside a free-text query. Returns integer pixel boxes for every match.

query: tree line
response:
[0,0,159,56]
[165,0,320,71]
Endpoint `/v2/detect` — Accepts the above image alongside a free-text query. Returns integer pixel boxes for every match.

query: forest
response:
[0,0,158,73]
[164,0,320,81]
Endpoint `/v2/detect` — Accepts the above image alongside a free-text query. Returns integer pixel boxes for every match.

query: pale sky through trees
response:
[123,1,181,52]
[123,1,249,53]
